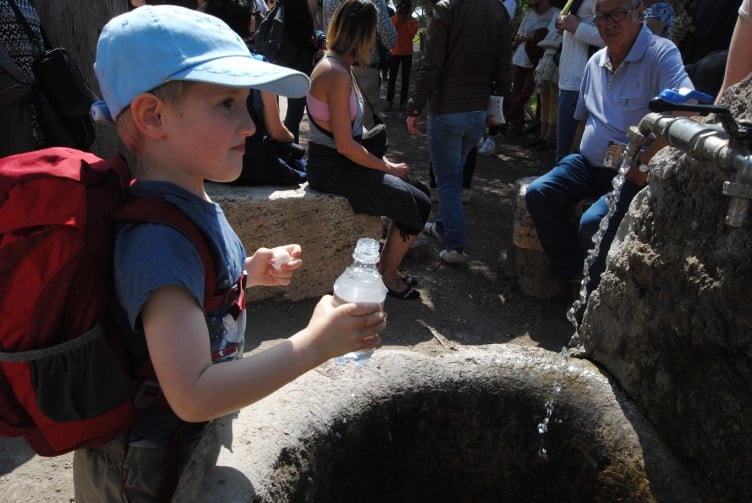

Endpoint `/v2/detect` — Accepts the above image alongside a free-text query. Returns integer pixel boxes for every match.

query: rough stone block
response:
[512,177,567,298]
[512,177,594,299]
[510,247,568,299]
[512,176,543,250]
[206,183,383,302]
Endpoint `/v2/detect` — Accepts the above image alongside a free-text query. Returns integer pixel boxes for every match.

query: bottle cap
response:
[353,238,380,263]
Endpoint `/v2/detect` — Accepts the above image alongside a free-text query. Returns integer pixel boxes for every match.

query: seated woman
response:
[306,0,430,300]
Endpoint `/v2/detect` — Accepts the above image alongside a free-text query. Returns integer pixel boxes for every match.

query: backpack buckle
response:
[134,379,162,409]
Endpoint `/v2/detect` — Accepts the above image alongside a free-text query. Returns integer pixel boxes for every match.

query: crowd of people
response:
[1,0,751,498]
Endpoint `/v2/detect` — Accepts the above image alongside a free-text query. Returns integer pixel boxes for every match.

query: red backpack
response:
[0,147,232,457]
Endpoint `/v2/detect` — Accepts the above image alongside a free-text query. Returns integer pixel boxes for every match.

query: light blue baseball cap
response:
[91,5,310,124]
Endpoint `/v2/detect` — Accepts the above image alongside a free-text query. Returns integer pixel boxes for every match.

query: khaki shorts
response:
[73,431,203,503]
[74,439,170,503]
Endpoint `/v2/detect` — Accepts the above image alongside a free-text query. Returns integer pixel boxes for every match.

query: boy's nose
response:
[240,109,256,137]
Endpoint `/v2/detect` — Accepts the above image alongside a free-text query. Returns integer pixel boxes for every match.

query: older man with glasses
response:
[524,0,694,299]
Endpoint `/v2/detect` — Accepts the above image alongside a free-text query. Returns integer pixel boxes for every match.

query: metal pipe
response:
[637,113,752,227]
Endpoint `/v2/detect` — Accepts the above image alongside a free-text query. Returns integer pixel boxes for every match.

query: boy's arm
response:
[142,285,386,423]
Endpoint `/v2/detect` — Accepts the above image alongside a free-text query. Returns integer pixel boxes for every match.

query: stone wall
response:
[206,183,383,302]
[581,75,752,501]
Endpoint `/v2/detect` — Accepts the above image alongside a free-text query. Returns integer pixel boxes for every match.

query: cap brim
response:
[90,55,310,125]
[174,55,310,99]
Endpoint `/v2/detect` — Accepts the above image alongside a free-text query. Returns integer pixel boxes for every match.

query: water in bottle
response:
[332,238,387,365]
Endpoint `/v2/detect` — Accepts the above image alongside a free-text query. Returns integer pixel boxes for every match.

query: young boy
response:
[74,5,386,501]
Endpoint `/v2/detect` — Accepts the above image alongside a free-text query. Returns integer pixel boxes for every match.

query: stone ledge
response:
[206,182,383,302]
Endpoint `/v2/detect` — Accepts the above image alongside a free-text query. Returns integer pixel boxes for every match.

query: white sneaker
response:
[476,136,486,148]
[477,138,496,157]
[422,221,444,242]
[439,248,469,264]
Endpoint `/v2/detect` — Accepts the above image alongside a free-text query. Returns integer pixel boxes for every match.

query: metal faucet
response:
[620,89,752,227]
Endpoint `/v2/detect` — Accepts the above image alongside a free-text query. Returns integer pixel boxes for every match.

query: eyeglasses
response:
[593,7,635,26]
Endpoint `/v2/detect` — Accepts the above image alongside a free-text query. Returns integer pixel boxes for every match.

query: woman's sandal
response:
[387,284,420,300]
[401,275,418,287]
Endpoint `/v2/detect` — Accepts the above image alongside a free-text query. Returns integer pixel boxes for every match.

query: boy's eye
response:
[222,98,235,108]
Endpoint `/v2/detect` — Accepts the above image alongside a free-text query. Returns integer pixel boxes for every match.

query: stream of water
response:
[536,147,639,457]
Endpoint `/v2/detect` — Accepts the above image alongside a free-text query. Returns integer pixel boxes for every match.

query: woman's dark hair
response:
[397,0,412,19]
[198,0,254,39]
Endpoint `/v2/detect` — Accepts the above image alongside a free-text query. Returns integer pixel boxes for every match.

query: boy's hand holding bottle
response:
[302,295,386,361]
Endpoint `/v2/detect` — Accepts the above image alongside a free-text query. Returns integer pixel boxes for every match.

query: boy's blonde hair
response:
[326,0,377,67]
[116,81,194,154]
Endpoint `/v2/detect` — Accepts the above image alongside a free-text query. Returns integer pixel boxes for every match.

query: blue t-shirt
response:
[574,24,693,168]
[114,181,247,443]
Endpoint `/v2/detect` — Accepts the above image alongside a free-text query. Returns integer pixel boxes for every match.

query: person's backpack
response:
[254,0,316,74]
[254,2,287,64]
[8,0,97,151]
[0,147,229,457]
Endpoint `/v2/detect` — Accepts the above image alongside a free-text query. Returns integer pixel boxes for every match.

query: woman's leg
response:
[544,83,558,146]
[386,56,400,106]
[379,222,416,293]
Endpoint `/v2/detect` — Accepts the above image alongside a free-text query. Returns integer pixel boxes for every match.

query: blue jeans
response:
[556,90,580,163]
[524,154,643,290]
[428,111,487,251]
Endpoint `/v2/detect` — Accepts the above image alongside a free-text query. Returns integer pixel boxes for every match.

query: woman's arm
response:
[717,13,752,101]
[315,64,407,177]
[260,91,294,143]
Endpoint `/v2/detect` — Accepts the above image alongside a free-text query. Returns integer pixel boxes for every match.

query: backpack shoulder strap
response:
[111,197,226,313]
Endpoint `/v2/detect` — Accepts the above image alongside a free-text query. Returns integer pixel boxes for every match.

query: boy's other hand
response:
[246,244,303,287]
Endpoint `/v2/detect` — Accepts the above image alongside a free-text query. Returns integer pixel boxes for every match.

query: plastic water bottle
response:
[332,238,387,365]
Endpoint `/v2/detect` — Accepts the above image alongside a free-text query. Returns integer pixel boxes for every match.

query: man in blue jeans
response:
[525,0,693,294]
[406,0,511,263]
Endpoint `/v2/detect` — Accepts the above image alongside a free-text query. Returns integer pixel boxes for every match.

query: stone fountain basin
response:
[190,345,699,502]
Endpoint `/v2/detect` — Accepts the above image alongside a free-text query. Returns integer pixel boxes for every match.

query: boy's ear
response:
[129,93,168,138]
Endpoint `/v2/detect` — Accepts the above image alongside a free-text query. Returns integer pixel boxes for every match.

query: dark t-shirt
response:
[114,181,247,443]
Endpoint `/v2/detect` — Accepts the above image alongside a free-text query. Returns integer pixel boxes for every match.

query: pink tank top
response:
[306,86,359,122]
